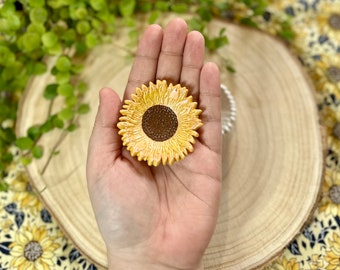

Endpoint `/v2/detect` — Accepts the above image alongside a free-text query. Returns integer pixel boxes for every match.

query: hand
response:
[86,18,222,270]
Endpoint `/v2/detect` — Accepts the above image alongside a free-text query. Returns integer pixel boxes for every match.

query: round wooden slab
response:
[16,19,323,269]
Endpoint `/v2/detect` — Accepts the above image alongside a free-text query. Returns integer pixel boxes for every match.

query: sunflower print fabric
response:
[1,0,340,269]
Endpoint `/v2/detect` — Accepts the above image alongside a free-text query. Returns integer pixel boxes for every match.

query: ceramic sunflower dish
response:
[117,80,202,166]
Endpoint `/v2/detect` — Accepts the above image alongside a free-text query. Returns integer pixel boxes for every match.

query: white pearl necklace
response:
[221,84,236,134]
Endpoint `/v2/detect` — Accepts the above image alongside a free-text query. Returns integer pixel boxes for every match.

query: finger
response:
[156,18,187,84]
[180,30,205,100]
[198,62,222,154]
[87,88,122,178]
[124,24,163,101]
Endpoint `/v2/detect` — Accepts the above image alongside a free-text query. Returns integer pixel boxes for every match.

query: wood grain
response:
[16,18,324,270]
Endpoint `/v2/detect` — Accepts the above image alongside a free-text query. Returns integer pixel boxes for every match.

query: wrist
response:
[109,262,201,270]
[109,263,203,270]
[107,254,204,270]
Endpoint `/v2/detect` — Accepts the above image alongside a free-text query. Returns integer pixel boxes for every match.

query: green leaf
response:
[29,0,45,7]
[42,31,58,48]
[34,62,47,75]
[119,0,136,17]
[27,125,41,140]
[1,152,13,163]
[90,18,101,30]
[20,32,41,52]
[52,115,64,129]
[188,17,206,32]
[55,71,71,84]
[89,0,107,11]
[69,3,88,20]
[226,64,236,73]
[171,3,188,13]
[56,55,72,72]
[27,23,46,35]
[197,3,213,22]
[279,20,295,41]
[47,0,66,9]
[27,62,47,75]
[155,1,169,12]
[20,156,32,166]
[77,103,90,114]
[279,29,295,41]
[58,107,74,121]
[46,43,62,55]
[43,84,58,100]
[76,81,88,93]
[5,13,21,31]
[40,119,54,133]
[76,20,91,35]
[59,6,70,19]
[51,66,58,75]
[138,2,152,13]
[75,41,87,55]
[57,83,74,97]
[0,46,15,65]
[204,34,228,51]
[62,29,76,47]
[32,145,43,159]
[0,128,15,144]
[0,181,9,192]
[0,0,15,13]
[239,17,258,28]
[29,7,48,24]
[52,150,60,156]
[148,10,160,24]
[2,65,22,81]
[0,18,10,33]
[67,123,77,132]
[15,137,34,150]
[9,12,21,27]
[65,95,77,106]
[85,32,99,49]
[252,0,268,15]
[70,64,84,74]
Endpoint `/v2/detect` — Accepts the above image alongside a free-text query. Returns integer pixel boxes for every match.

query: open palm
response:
[86,18,222,270]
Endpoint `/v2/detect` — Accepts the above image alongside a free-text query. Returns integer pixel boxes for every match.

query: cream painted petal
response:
[25,262,35,270]
[18,261,33,270]
[331,204,339,216]
[41,251,54,259]
[11,255,26,266]
[43,262,52,270]
[35,261,46,270]
[17,232,31,244]
[10,245,24,255]
[40,237,54,247]
[41,257,55,266]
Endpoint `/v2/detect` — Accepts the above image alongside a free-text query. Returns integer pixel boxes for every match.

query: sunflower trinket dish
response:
[117,80,202,166]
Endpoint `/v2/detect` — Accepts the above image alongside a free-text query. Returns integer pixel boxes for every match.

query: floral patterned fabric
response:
[1,0,340,269]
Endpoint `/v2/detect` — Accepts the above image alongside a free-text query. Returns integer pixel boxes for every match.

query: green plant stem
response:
[40,129,68,175]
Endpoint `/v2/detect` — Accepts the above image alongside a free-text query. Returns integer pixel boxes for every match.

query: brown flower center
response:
[333,122,340,140]
[329,185,340,204]
[327,66,340,83]
[142,105,178,142]
[328,13,340,30]
[24,241,43,261]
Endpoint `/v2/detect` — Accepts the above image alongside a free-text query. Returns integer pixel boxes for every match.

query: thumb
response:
[87,88,122,172]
